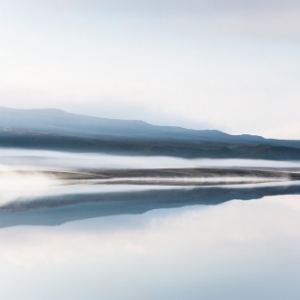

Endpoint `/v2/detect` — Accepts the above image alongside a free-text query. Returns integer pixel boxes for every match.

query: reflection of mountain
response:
[1,183,300,228]
[1,106,300,160]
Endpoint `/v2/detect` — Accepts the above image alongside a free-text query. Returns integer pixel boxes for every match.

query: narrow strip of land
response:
[3,167,299,186]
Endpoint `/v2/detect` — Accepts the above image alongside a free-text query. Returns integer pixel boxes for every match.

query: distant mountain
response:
[0,106,245,141]
[0,106,299,160]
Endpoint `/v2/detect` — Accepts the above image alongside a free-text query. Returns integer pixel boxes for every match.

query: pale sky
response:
[0,0,299,139]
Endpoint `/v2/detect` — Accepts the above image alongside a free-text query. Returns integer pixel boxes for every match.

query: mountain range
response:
[0,106,299,160]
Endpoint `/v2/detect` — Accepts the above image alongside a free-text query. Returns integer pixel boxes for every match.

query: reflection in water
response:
[0,195,299,300]
[1,149,300,299]
[0,182,300,227]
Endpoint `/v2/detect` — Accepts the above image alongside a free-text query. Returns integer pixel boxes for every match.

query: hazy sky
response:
[0,0,299,138]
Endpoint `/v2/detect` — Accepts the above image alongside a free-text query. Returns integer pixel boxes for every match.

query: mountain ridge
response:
[0,106,269,141]
[0,106,299,160]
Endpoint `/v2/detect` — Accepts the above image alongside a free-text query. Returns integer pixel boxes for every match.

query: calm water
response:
[0,194,300,300]
[1,150,300,299]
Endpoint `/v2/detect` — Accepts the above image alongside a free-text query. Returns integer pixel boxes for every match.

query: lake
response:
[0,150,300,299]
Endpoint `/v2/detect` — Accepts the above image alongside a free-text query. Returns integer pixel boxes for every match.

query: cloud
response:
[6,0,299,38]
[23,0,300,15]
[27,0,300,9]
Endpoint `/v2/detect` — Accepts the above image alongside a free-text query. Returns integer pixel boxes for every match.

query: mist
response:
[0,164,58,206]
[1,148,300,208]
[1,149,300,171]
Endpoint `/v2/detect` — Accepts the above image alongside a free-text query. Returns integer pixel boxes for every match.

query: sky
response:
[0,0,299,139]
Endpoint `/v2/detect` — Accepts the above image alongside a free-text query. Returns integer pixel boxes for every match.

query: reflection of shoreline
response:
[1,183,300,228]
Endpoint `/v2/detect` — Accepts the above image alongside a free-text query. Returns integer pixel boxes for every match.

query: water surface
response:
[0,193,299,300]
[0,150,300,299]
